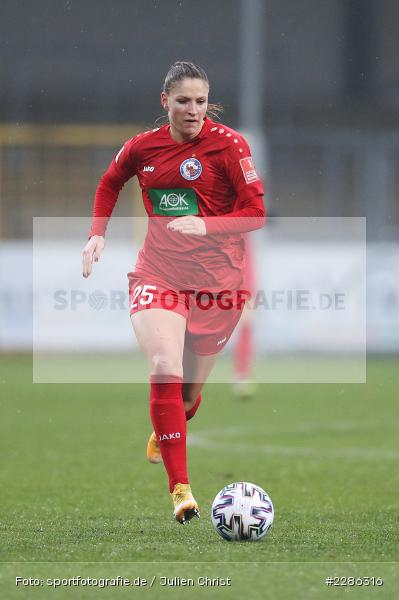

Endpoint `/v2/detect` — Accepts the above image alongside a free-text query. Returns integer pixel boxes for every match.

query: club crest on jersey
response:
[180,158,202,181]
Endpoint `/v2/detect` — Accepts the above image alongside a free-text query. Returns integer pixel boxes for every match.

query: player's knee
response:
[151,354,182,377]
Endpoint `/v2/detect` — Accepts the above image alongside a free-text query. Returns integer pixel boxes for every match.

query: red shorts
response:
[128,273,249,355]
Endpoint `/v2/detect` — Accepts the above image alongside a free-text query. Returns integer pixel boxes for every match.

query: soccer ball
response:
[211,482,274,541]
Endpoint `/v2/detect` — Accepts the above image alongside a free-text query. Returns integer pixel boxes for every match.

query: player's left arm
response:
[204,136,266,234]
[167,136,265,237]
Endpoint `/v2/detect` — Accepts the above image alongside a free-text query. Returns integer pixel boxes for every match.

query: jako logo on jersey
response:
[160,192,188,210]
[180,158,202,181]
[159,432,181,441]
[240,156,259,184]
[217,336,227,346]
[143,166,155,172]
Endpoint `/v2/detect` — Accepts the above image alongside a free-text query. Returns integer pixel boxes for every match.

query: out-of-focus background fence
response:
[1,124,399,239]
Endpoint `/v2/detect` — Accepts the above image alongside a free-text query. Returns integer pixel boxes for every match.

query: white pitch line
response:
[196,420,399,436]
[188,434,399,461]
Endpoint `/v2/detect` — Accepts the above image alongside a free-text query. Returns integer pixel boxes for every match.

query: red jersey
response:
[90,117,265,290]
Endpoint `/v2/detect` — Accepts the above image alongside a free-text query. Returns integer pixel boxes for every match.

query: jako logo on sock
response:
[159,432,181,441]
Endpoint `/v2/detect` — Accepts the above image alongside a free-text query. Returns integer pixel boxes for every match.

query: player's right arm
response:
[82,137,138,278]
[82,235,106,278]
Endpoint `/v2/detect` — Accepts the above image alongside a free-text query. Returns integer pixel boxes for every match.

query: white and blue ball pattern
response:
[211,482,274,541]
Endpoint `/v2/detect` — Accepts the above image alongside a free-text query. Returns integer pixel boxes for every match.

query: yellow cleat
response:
[146,431,162,464]
[171,483,200,524]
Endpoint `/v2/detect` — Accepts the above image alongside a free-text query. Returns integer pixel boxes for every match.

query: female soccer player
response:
[82,61,265,524]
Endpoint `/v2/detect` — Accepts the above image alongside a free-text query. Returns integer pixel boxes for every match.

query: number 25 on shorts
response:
[130,285,157,309]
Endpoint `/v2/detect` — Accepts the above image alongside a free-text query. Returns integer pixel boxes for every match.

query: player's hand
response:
[167,216,207,236]
[82,235,105,278]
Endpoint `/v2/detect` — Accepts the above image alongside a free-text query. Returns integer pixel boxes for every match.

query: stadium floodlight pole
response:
[238,0,269,185]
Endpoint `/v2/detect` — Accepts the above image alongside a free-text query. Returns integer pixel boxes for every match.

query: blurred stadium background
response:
[1,3,399,595]
[0,0,398,363]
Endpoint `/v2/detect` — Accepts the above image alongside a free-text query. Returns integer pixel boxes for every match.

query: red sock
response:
[185,393,202,421]
[150,375,188,492]
[234,322,252,378]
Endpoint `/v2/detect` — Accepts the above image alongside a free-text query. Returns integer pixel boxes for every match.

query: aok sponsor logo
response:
[148,188,199,216]
[160,192,189,211]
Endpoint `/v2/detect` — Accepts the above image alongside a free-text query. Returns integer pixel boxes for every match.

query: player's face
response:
[161,78,209,143]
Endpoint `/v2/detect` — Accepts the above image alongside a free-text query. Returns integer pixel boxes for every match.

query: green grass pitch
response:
[1,355,398,599]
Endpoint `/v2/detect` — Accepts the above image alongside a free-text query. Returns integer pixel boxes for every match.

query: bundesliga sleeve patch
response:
[240,157,259,184]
